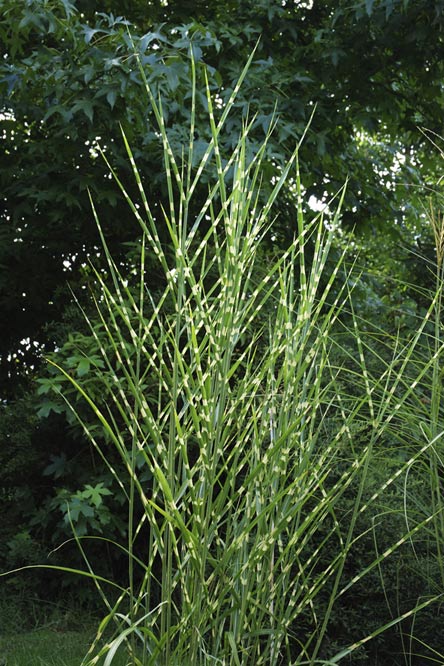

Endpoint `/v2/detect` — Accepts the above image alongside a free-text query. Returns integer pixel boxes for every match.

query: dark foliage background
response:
[1,1,444,661]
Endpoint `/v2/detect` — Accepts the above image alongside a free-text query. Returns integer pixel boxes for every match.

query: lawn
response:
[0,628,132,666]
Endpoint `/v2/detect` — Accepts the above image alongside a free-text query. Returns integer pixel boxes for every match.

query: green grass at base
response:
[0,629,133,666]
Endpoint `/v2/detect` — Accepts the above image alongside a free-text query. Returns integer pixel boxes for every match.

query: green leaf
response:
[42,105,74,123]
[83,483,112,507]
[59,0,76,18]
[43,454,68,479]
[82,26,103,44]
[71,99,94,122]
[83,64,95,84]
[36,378,54,395]
[106,89,117,109]
[385,0,394,18]
[37,401,64,418]
[76,357,91,377]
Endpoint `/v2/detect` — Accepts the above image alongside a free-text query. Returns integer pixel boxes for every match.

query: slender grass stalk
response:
[427,199,444,585]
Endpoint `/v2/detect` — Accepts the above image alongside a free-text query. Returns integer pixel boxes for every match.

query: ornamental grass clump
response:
[16,53,442,664]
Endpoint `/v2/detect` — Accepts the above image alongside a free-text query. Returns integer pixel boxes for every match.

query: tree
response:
[1,0,444,395]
